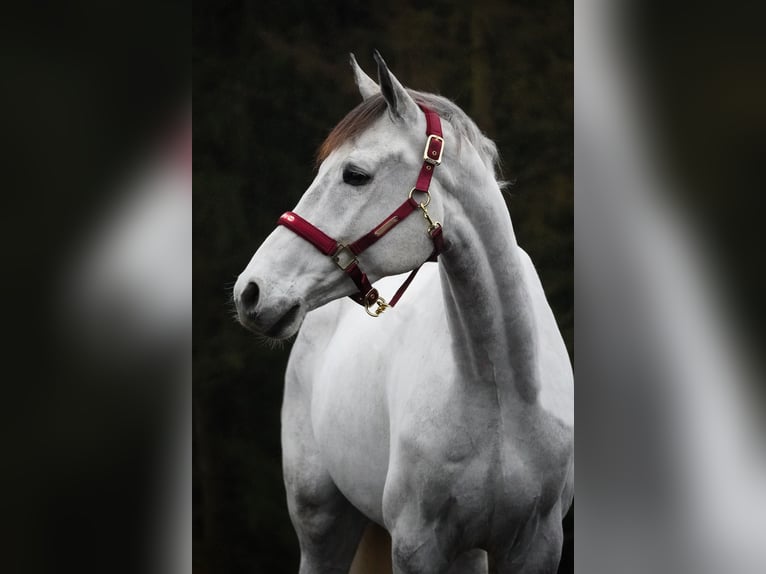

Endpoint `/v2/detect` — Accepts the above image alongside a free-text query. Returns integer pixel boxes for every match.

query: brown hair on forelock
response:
[315,95,387,167]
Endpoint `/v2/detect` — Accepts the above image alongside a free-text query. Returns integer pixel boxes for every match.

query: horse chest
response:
[308,349,460,521]
[310,358,529,531]
[291,270,569,538]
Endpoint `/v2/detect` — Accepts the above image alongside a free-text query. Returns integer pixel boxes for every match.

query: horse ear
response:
[373,50,419,122]
[349,53,379,101]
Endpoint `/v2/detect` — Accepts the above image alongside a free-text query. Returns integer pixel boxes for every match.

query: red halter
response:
[277,105,445,317]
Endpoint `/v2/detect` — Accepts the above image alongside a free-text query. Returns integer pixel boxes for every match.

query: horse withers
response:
[234,51,573,574]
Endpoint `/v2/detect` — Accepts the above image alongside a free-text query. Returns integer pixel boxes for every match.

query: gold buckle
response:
[423,135,444,165]
[365,296,390,317]
[331,244,357,271]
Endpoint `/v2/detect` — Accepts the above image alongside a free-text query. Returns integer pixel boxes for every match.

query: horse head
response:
[234,52,448,338]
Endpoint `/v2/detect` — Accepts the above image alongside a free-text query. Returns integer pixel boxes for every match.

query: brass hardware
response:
[408,187,431,208]
[421,208,440,232]
[365,296,390,317]
[420,203,441,233]
[373,216,400,237]
[409,189,440,232]
[423,135,444,165]
[331,244,357,271]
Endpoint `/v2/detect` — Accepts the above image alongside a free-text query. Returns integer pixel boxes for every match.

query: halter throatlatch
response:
[277,105,445,317]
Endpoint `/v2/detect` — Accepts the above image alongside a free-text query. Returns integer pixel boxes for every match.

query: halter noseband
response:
[277,105,445,317]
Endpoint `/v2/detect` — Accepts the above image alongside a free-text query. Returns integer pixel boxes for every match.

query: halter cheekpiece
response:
[277,105,445,317]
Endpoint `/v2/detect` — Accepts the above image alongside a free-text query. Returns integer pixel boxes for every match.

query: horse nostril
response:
[240,281,260,310]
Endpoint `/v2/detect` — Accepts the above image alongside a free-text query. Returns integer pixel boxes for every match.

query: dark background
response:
[193,1,573,572]
[1,4,189,574]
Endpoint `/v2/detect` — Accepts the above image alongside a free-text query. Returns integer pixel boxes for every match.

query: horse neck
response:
[438,152,541,406]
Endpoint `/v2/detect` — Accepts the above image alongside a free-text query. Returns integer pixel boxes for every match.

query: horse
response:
[233,51,573,574]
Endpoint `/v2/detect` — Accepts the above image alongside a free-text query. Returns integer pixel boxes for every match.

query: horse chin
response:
[239,302,305,341]
[265,303,304,339]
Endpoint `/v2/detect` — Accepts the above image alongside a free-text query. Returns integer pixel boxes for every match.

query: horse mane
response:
[317,91,503,183]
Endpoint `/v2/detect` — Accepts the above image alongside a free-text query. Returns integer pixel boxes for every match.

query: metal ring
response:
[365,297,390,318]
[408,187,431,209]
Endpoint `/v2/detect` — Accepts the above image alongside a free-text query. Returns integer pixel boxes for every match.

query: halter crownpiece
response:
[277,104,445,317]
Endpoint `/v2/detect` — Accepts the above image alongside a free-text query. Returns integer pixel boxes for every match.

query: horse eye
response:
[343,167,371,186]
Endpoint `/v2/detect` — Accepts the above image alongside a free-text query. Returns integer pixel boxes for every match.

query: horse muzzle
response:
[234,278,306,339]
